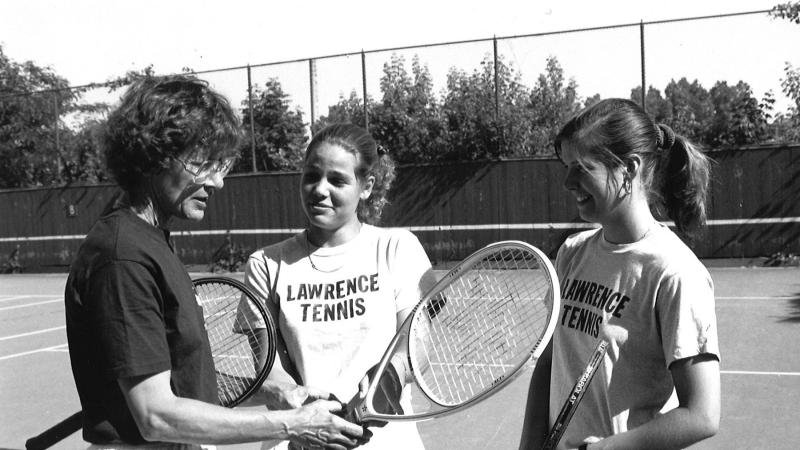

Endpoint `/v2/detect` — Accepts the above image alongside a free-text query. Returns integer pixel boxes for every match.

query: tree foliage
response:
[440,58,506,160]
[706,81,770,146]
[771,63,800,142]
[630,77,780,148]
[1,46,73,187]
[527,56,582,155]
[312,90,371,134]
[0,46,147,188]
[239,78,307,172]
[770,1,800,24]
[314,53,588,163]
[370,54,446,163]
[3,33,800,190]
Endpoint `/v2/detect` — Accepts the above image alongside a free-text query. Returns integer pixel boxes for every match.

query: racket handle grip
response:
[25,410,83,450]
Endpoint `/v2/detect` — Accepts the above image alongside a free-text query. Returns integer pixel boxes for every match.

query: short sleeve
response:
[555,231,583,281]
[388,231,433,313]
[555,241,570,280]
[86,261,171,379]
[656,268,720,367]
[237,251,274,330]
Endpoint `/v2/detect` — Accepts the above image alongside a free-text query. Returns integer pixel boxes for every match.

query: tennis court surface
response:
[2,264,799,449]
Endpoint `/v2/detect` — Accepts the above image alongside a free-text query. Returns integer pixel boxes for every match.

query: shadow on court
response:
[778,293,800,323]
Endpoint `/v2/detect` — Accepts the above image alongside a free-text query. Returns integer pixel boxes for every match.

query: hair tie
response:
[376,144,389,156]
[656,124,675,150]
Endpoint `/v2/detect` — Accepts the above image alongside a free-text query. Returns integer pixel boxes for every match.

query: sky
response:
[1,0,797,117]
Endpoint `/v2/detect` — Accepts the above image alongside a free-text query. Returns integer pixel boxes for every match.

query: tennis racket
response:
[350,240,560,423]
[541,324,629,450]
[25,276,276,450]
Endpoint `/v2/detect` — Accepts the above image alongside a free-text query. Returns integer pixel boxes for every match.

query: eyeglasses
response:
[173,156,237,183]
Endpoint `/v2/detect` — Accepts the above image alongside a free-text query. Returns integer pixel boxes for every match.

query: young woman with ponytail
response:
[241,123,432,450]
[519,99,720,450]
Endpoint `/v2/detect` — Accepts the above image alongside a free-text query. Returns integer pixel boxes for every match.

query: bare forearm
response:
[123,371,362,447]
[137,396,299,444]
[589,406,718,450]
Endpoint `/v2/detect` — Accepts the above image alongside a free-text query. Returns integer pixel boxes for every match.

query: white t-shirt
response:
[549,223,720,449]
[243,224,432,449]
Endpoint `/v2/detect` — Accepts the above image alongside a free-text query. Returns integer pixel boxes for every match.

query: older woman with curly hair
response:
[65,75,366,450]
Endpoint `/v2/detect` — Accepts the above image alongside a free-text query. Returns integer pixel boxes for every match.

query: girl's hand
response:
[261,380,333,410]
[576,436,602,449]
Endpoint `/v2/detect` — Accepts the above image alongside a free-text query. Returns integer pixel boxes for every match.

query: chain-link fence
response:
[2,8,798,182]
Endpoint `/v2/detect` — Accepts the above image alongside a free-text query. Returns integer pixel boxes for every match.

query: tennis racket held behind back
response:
[25,276,277,450]
[352,240,560,423]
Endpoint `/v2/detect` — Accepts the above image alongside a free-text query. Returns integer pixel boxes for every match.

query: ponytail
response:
[658,131,711,238]
[360,151,396,225]
[555,99,712,240]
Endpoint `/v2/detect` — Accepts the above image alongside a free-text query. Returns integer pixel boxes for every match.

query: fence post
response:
[493,35,502,154]
[53,92,61,180]
[309,58,317,134]
[246,65,257,173]
[361,50,369,131]
[493,35,500,121]
[640,20,646,111]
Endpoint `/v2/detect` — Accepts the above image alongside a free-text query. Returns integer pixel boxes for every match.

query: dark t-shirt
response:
[65,208,216,444]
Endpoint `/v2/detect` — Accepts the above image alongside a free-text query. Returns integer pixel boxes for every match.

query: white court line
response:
[0,343,68,361]
[722,370,800,376]
[0,294,60,303]
[0,326,66,341]
[0,299,62,311]
[717,296,799,300]
[2,216,799,243]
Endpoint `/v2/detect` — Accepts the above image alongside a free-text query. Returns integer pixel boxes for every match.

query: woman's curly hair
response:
[305,123,395,225]
[99,74,242,194]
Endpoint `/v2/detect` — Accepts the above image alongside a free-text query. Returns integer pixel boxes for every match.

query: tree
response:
[440,61,500,160]
[583,93,603,109]
[630,86,672,123]
[0,45,75,187]
[706,81,770,147]
[770,1,800,24]
[527,56,582,155]
[769,63,800,142]
[312,90,372,134]
[440,54,534,160]
[768,3,800,143]
[60,119,108,184]
[663,78,714,144]
[369,54,446,163]
[240,78,307,172]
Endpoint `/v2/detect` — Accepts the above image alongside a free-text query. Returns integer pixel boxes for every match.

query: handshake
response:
[274,360,407,450]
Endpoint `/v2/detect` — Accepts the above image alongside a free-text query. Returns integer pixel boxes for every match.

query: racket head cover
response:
[357,240,560,422]
[193,277,277,407]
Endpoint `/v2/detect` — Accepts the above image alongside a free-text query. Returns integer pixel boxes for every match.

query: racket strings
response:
[410,247,554,406]
[196,281,267,406]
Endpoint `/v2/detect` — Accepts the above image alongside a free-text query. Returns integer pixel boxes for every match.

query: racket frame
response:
[355,240,560,423]
[193,276,278,407]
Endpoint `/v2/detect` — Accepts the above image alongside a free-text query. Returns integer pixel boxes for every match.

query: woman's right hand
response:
[287,399,371,450]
